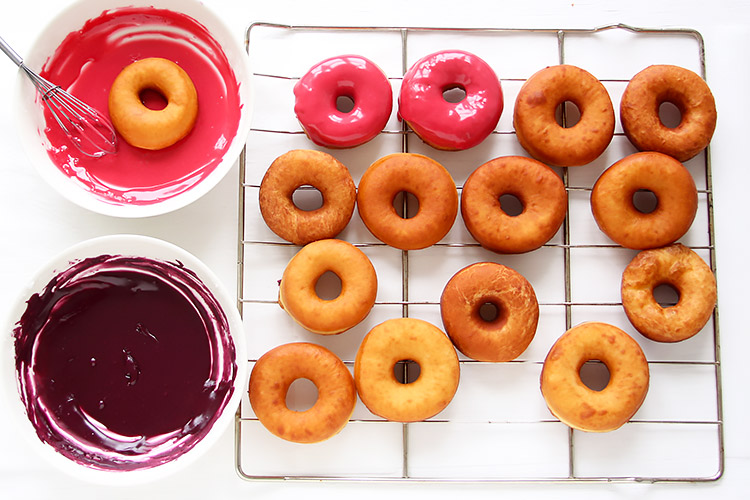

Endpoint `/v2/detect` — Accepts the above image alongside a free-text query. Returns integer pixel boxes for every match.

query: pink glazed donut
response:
[399,50,503,150]
[293,55,393,148]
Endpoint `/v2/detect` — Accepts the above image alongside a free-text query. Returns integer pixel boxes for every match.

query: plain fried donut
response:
[293,55,392,148]
[461,156,567,253]
[248,343,356,443]
[440,262,539,362]
[540,322,649,432]
[621,243,716,343]
[108,58,198,150]
[591,152,698,249]
[620,64,717,162]
[354,318,460,422]
[279,239,377,335]
[357,153,458,250]
[259,150,356,245]
[513,65,615,166]
[399,50,503,150]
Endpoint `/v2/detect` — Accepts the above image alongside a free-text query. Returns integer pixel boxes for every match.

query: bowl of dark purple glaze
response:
[2,235,246,483]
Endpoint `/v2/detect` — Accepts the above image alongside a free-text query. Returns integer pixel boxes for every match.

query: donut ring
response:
[357,153,458,250]
[440,262,539,362]
[399,50,504,151]
[279,239,377,335]
[259,150,356,245]
[540,322,650,432]
[293,55,392,148]
[591,151,698,249]
[620,65,717,162]
[248,342,357,443]
[513,65,615,166]
[354,318,460,422]
[461,156,567,254]
[621,243,716,343]
[108,58,198,150]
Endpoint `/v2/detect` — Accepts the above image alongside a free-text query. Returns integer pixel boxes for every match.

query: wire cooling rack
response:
[235,22,722,483]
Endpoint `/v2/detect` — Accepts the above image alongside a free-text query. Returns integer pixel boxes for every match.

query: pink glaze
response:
[39,7,242,206]
[398,50,503,151]
[293,55,392,149]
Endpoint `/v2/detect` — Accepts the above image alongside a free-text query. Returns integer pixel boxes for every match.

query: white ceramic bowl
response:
[1,235,247,484]
[15,0,253,218]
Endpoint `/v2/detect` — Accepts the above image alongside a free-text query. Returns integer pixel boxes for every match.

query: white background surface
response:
[1,0,748,498]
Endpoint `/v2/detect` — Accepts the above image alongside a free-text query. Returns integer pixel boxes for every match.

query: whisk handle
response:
[0,36,24,67]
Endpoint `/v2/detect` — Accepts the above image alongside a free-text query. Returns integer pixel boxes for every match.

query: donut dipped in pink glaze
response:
[399,50,504,150]
[293,55,393,148]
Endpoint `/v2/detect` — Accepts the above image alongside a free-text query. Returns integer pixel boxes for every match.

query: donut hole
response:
[392,191,420,219]
[653,282,681,307]
[659,101,682,129]
[315,271,342,301]
[442,84,467,103]
[555,100,581,128]
[498,193,524,217]
[292,185,324,211]
[139,88,168,111]
[393,359,421,384]
[336,95,356,113]
[632,189,659,214]
[579,360,611,391]
[285,378,318,412]
[479,301,500,322]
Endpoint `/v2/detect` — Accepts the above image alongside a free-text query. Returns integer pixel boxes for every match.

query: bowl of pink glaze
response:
[14,0,253,218]
[1,235,247,483]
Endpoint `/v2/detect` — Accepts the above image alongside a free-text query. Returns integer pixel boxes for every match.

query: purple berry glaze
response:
[13,255,237,471]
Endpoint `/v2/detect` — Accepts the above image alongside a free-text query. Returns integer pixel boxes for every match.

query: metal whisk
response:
[1,35,117,158]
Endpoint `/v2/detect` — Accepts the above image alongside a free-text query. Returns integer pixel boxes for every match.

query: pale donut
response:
[278,239,377,335]
[540,322,649,432]
[354,318,460,422]
[108,58,198,150]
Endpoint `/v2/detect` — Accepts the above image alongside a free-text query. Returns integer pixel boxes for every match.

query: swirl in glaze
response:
[13,255,237,471]
[293,55,393,148]
[398,50,503,151]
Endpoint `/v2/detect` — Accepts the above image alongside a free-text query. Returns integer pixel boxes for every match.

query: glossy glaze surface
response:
[293,55,392,148]
[398,50,503,150]
[39,7,242,205]
[13,255,237,470]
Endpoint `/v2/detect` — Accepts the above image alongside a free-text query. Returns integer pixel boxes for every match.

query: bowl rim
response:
[14,0,253,218]
[0,234,247,484]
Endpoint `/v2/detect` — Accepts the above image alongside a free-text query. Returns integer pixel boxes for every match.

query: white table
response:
[1,1,748,498]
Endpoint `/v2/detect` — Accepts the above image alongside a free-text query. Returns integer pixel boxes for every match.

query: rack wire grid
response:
[235,22,722,483]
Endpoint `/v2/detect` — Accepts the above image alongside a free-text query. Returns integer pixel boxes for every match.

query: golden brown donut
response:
[278,239,377,335]
[461,156,567,253]
[356,153,458,250]
[248,342,356,443]
[540,322,650,432]
[440,262,539,362]
[259,150,356,245]
[513,65,615,167]
[620,64,717,162]
[108,58,198,150]
[354,318,460,422]
[591,151,698,249]
[621,243,716,343]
